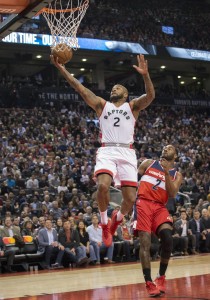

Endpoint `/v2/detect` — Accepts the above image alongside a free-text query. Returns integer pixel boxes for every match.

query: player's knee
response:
[97,182,109,195]
[159,229,173,255]
[140,243,151,253]
[159,229,173,244]
[124,193,136,204]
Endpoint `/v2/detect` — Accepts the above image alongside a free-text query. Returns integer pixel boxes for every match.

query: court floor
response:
[0,254,210,300]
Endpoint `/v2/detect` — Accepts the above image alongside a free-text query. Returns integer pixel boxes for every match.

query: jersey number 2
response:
[113,117,120,127]
[152,179,161,190]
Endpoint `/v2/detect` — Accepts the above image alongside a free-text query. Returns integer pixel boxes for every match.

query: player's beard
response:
[110,94,123,102]
[160,154,174,161]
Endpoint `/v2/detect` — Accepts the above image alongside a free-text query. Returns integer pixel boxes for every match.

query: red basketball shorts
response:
[134,198,173,234]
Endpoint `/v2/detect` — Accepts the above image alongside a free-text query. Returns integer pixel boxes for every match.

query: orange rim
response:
[36,0,88,16]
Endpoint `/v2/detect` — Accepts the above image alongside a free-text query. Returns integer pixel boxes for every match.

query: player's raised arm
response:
[138,159,153,177]
[130,54,155,116]
[50,55,105,116]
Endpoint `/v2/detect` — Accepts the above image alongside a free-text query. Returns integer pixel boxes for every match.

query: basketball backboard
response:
[0,0,53,40]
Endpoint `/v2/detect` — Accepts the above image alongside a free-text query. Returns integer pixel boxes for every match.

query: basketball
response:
[51,43,73,64]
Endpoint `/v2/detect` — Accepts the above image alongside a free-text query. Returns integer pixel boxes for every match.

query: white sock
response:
[116,211,124,222]
[100,210,108,225]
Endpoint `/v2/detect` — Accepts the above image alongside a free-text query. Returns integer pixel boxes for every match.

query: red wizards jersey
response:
[137,160,177,205]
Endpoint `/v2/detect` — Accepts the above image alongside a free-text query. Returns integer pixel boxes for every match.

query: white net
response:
[42,0,89,50]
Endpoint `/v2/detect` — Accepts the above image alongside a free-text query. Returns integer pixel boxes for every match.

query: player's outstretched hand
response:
[50,55,66,71]
[133,54,148,76]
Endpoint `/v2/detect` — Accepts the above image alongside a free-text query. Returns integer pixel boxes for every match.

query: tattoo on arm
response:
[133,74,155,111]
[60,68,102,111]
[61,69,82,91]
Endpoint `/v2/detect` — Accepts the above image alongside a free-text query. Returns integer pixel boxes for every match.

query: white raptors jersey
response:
[99,102,136,144]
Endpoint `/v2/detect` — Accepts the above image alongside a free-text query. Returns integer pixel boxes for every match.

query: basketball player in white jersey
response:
[51,54,155,247]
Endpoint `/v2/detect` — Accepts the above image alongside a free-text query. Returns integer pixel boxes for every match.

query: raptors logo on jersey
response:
[99,102,136,144]
[137,160,177,205]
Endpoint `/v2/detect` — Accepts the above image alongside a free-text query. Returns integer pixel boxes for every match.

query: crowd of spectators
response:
[0,102,209,272]
[78,0,210,50]
[11,0,210,51]
[0,74,209,112]
[0,0,210,273]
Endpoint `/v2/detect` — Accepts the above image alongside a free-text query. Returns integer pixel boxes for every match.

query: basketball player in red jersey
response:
[51,54,155,247]
[134,145,182,297]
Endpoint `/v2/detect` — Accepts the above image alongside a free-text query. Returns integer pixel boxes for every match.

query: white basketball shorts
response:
[94,146,137,187]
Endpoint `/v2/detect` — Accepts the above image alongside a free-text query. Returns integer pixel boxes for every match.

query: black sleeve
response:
[85,231,90,241]
[58,230,66,246]
[79,232,89,246]
[72,229,80,244]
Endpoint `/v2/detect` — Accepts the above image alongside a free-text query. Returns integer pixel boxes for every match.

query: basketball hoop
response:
[38,0,89,50]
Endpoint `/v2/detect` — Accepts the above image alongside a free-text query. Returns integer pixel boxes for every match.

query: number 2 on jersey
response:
[152,179,161,190]
[113,117,120,127]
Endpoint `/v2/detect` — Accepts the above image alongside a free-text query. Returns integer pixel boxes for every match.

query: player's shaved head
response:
[116,84,128,96]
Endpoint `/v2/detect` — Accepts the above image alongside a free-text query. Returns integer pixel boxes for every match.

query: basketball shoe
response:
[145,281,161,297]
[154,275,166,293]
[110,210,122,235]
[101,219,112,247]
